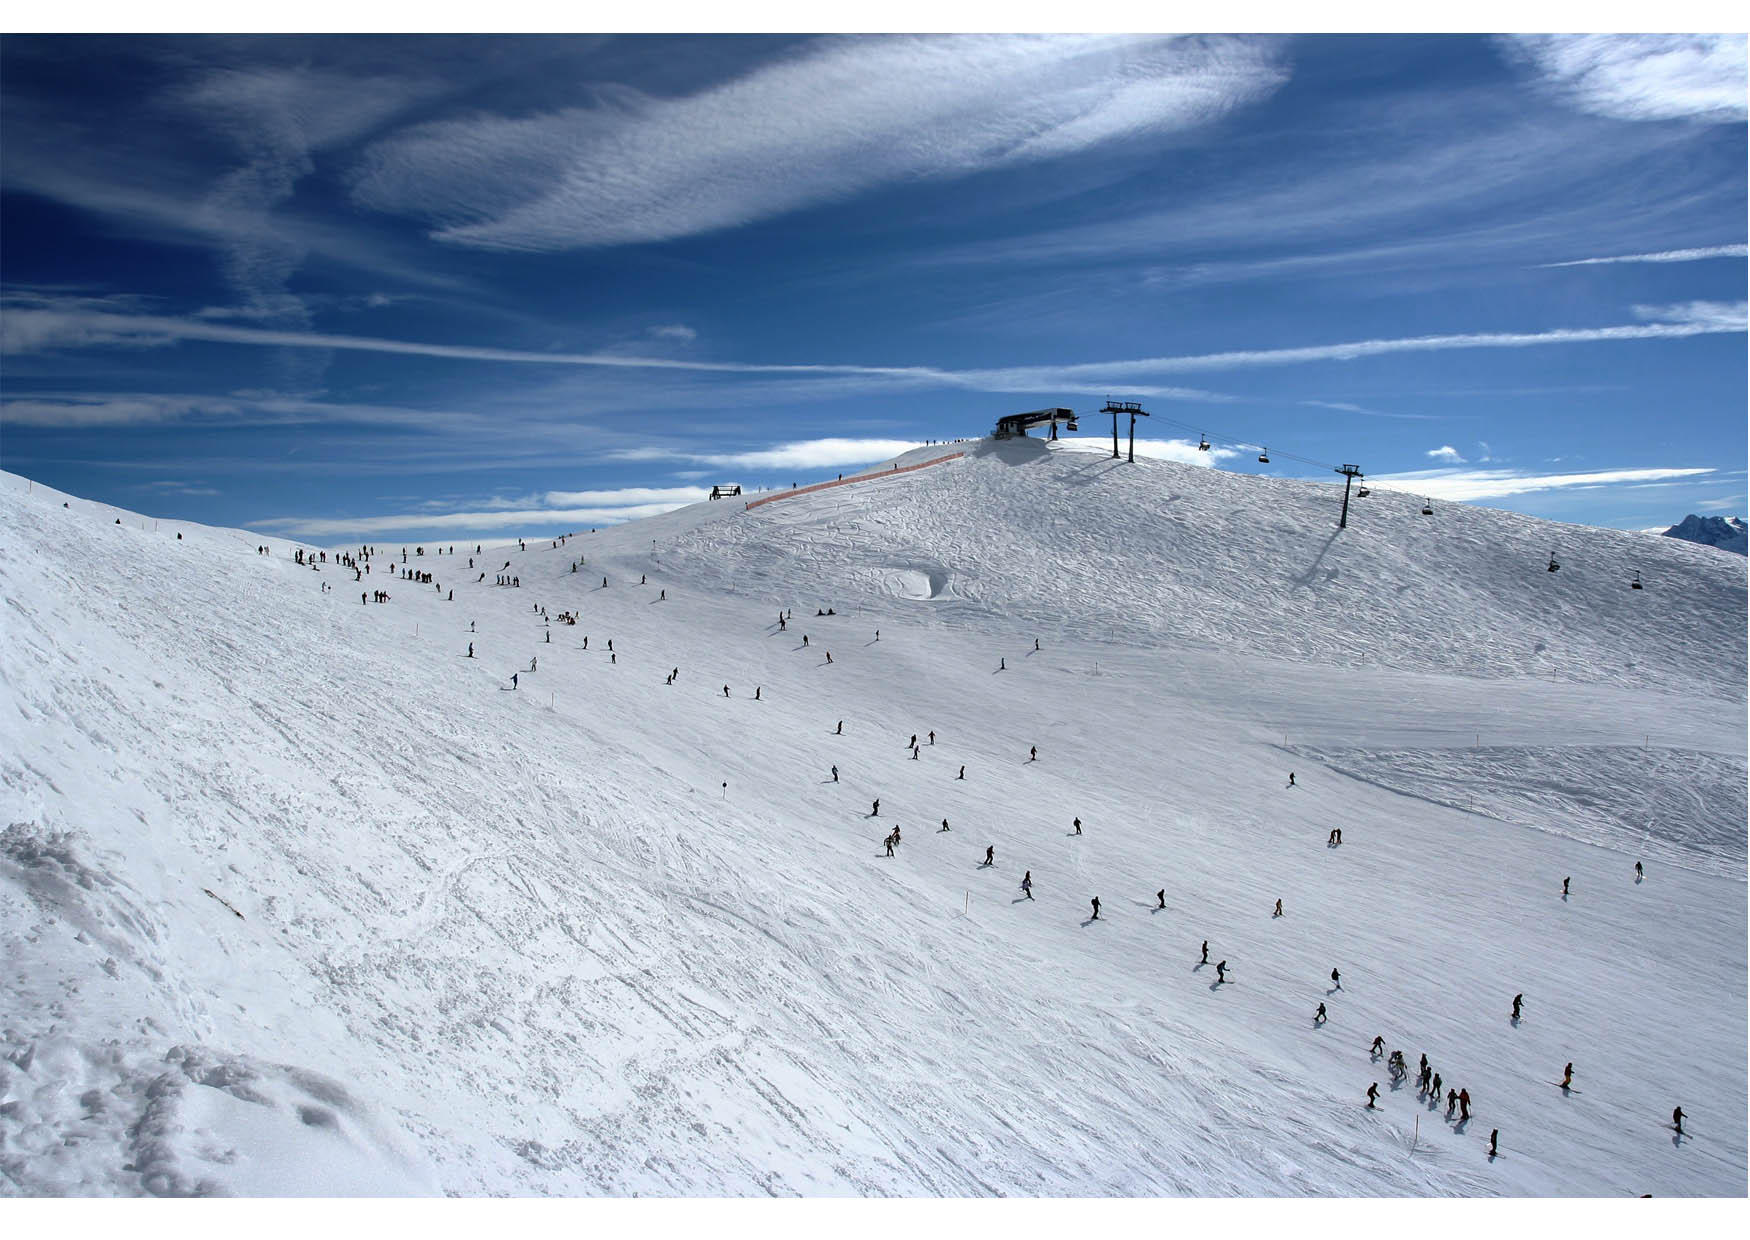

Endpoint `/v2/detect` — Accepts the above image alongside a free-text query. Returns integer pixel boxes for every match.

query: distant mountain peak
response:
[1662,514,1748,556]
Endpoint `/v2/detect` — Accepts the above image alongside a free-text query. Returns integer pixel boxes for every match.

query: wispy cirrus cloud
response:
[1541,244,1748,268]
[349,35,1288,250]
[0,389,499,432]
[1499,35,1747,123]
[1426,445,1465,463]
[1370,465,1715,503]
[6,300,1743,396]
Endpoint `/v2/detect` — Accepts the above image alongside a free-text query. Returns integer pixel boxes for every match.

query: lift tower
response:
[1335,464,1364,529]
[1100,400,1149,462]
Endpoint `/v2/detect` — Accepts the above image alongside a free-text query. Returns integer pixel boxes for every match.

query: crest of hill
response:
[620,438,1745,699]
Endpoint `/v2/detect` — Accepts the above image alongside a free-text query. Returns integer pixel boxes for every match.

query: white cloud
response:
[543,486,709,506]
[1633,300,1749,331]
[1500,35,1747,123]
[1541,244,1748,267]
[1369,466,1714,503]
[689,438,927,471]
[1297,399,1442,421]
[255,501,693,538]
[1426,445,1465,463]
[1052,436,1239,467]
[350,35,1287,250]
[647,324,698,342]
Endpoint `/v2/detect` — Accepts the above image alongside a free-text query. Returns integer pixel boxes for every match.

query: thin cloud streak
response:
[1541,244,1748,267]
[1369,465,1715,503]
[6,303,1744,396]
[255,501,695,538]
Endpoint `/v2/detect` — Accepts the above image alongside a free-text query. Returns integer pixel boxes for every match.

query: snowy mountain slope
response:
[0,453,1744,1197]
[641,438,1744,699]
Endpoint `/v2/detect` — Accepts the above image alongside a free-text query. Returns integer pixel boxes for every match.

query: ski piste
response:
[1,442,1743,1196]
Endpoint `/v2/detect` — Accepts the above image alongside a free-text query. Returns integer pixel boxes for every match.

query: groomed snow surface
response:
[1,437,1744,1197]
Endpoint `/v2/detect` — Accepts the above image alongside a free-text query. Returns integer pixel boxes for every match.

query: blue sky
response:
[2,31,1745,542]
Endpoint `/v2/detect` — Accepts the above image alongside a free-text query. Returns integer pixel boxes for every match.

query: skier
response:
[874,630,879,641]
[983,845,995,867]
[1459,1089,1471,1120]
[1431,1072,1442,1099]
[870,799,880,816]
[836,721,843,734]
[1512,993,1523,1020]
[754,687,761,701]
[1090,896,1100,920]
[467,643,474,658]
[511,673,519,690]
[1672,1106,1684,1135]
[1073,817,1082,835]
[723,685,731,697]
[1366,1083,1379,1108]
[1021,871,1033,899]
[660,590,665,600]
[803,635,809,646]
[1156,890,1166,910]
[1315,1003,1326,1024]
[1034,638,1040,651]
[910,734,918,748]
[1201,940,1209,964]
[957,766,965,780]
[1488,1129,1498,1158]
[530,656,537,672]
[884,833,895,858]
[1331,968,1341,989]
[825,651,833,664]
[1446,1090,1458,1118]
[911,746,919,760]
[1562,876,1570,895]
[831,765,839,783]
[1288,772,1295,787]
[1215,960,1227,984]
[927,731,935,745]
[1029,745,1037,762]
[940,818,950,832]
[1561,1062,1573,1089]
[999,658,1005,670]
[1370,1035,1385,1056]
[1635,861,1644,880]
[1273,898,1283,918]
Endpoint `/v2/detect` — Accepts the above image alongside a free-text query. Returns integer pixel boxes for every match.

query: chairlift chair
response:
[1420,498,1433,515]
[1547,549,1560,572]
[1356,480,1370,497]
[1631,571,1644,590]
[1197,433,1210,452]
[1257,447,1270,464]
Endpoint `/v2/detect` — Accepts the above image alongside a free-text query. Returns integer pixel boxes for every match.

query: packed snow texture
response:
[1,438,1744,1197]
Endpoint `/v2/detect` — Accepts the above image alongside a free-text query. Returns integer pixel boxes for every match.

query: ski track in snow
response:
[0,441,1744,1197]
